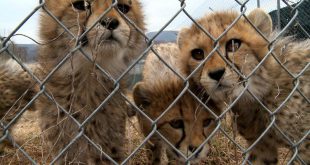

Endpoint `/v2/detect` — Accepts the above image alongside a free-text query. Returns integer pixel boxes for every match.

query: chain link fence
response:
[0,0,309,164]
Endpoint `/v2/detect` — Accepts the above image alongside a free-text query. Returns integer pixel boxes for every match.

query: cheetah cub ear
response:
[133,82,152,109]
[247,8,272,36]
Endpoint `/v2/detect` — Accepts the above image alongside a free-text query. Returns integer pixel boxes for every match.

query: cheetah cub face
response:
[134,83,218,163]
[178,9,274,103]
[41,0,145,65]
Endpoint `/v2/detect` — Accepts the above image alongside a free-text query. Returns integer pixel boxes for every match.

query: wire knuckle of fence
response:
[0,0,309,164]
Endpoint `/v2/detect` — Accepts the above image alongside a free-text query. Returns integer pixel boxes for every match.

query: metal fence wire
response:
[0,0,309,164]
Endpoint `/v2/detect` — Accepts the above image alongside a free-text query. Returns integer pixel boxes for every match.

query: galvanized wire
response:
[0,0,309,164]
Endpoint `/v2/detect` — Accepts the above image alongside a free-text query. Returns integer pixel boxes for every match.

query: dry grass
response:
[0,110,46,164]
[0,110,296,165]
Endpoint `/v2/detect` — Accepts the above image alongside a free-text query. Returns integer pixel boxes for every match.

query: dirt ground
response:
[0,110,293,165]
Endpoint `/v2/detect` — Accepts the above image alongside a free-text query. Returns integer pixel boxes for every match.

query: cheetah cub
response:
[178,9,310,164]
[0,39,38,121]
[0,40,38,153]
[0,60,37,128]
[37,0,145,164]
[133,43,220,164]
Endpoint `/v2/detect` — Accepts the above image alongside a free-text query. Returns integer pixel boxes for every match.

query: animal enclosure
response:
[0,0,309,164]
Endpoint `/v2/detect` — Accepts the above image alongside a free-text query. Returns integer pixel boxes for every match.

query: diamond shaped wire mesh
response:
[0,0,309,164]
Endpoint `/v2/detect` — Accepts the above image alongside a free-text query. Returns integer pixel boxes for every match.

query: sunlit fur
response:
[37,0,145,164]
[178,9,310,164]
[133,43,220,164]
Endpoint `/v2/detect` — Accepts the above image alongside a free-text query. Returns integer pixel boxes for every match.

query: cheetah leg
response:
[145,139,164,165]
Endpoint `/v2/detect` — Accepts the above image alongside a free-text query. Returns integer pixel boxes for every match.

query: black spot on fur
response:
[150,144,157,151]
[59,111,65,117]
[276,139,284,145]
[66,95,71,102]
[95,91,101,98]
[293,95,299,99]
[154,157,160,163]
[95,158,101,164]
[245,137,255,141]
[238,123,247,130]
[100,108,106,114]
[263,158,278,165]
[305,143,310,149]
[123,56,130,65]
[288,114,295,119]
[239,131,245,136]
[111,147,117,154]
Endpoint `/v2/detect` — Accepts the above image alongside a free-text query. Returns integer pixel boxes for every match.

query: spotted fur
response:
[0,40,38,153]
[133,43,220,164]
[36,0,145,164]
[178,9,310,164]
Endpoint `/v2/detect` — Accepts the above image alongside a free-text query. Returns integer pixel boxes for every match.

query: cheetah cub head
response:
[133,45,220,163]
[178,9,274,104]
[134,82,218,163]
[40,0,145,67]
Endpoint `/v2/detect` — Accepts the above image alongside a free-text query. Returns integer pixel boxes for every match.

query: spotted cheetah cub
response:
[1,39,38,118]
[178,9,310,164]
[37,0,145,164]
[0,40,38,153]
[133,43,220,164]
[0,60,37,126]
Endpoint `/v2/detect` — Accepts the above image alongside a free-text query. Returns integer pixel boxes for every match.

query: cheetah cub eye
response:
[140,99,151,109]
[203,118,213,127]
[191,48,205,61]
[226,39,242,53]
[117,3,131,14]
[169,119,184,129]
[72,1,90,11]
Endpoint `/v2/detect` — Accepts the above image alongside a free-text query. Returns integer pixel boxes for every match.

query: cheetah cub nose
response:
[188,145,197,152]
[100,17,120,30]
[208,68,225,81]
[188,145,203,156]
